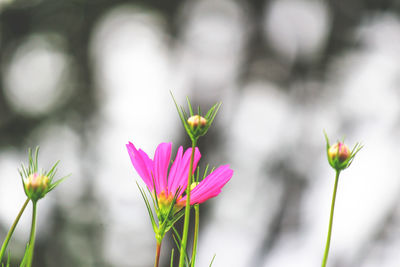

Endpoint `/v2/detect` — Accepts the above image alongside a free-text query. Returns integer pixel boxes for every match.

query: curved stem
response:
[190,204,199,267]
[179,140,197,267]
[154,241,162,267]
[322,170,340,267]
[26,201,37,267]
[0,197,30,263]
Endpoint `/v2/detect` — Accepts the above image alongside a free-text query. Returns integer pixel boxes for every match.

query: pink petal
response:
[180,165,233,205]
[168,147,201,197]
[126,142,154,190]
[167,146,183,195]
[153,142,172,194]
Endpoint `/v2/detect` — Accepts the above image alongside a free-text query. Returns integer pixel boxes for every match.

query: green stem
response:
[322,170,340,267]
[0,198,30,263]
[179,139,197,267]
[154,241,162,267]
[26,201,37,267]
[190,205,199,267]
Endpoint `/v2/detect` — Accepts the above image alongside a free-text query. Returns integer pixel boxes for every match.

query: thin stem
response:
[179,139,197,267]
[0,198,30,263]
[322,170,340,267]
[154,241,162,267]
[191,204,199,267]
[26,201,38,267]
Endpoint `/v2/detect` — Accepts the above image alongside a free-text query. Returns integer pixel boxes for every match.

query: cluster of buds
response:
[19,147,67,202]
[324,132,363,171]
[171,92,221,142]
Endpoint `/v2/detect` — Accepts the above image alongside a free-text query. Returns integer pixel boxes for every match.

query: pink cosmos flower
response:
[126,142,233,206]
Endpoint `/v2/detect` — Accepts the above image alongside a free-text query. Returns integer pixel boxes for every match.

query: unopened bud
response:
[187,115,207,128]
[24,173,50,201]
[328,143,350,163]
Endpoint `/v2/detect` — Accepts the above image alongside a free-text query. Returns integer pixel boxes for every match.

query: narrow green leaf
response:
[151,173,160,210]
[6,251,10,267]
[202,165,210,180]
[206,102,221,126]
[181,107,189,121]
[323,130,330,149]
[19,243,30,267]
[205,102,220,119]
[196,166,200,183]
[172,227,190,267]
[146,186,159,214]
[170,248,175,267]
[34,147,39,173]
[170,91,188,127]
[27,148,33,174]
[209,254,216,267]
[46,161,60,181]
[136,182,158,233]
[186,97,194,117]
[47,175,69,193]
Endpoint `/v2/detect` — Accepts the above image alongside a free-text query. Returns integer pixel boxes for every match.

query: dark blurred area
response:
[1,0,400,266]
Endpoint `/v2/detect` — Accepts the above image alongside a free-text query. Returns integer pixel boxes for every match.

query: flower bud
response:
[187,115,207,128]
[24,173,50,201]
[328,143,350,163]
[324,132,362,172]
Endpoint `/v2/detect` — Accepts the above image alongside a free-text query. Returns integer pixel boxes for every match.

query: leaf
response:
[46,161,60,181]
[19,243,29,267]
[47,175,70,193]
[170,91,188,128]
[186,97,194,117]
[172,227,190,267]
[34,147,39,174]
[170,248,174,267]
[6,252,10,267]
[136,182,158,233]
[209,254,216,267]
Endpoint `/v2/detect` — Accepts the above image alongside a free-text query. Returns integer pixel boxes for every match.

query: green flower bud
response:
[171,92,221,142]
[24,173,50,201]
[324,132,362,172]
[19,147,68,202]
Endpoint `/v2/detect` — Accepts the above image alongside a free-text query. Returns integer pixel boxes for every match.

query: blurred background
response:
[1,0,400,266]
